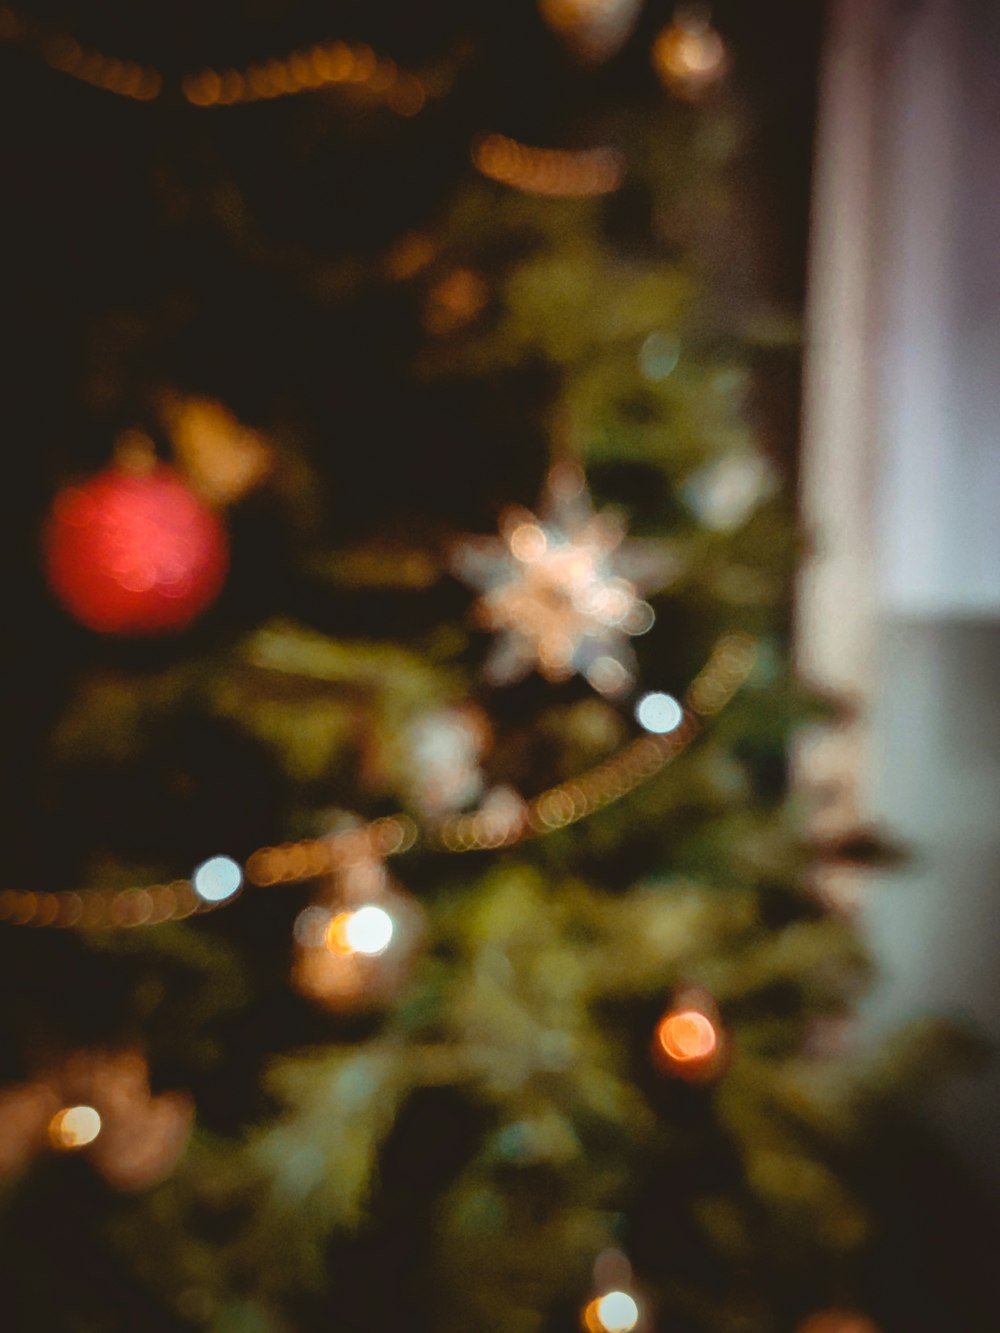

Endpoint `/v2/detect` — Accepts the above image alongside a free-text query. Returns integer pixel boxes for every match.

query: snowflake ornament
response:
[451,465,671,697]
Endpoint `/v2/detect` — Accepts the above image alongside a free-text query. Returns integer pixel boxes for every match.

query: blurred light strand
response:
[0,634,755,929]
[0,6,449,115]
[472,133,625,197]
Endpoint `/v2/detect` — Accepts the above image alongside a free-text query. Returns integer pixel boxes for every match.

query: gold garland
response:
[0,633,758,930]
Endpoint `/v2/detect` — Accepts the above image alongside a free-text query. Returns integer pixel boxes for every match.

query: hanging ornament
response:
[292,843,426,1013]
[0,1048,193,1190]
[652,990,726,1082]
[539,0,643,64]
[796,1313,881,1333]
[451,463,671,698]
[652,5,729,101]
[45,438,229,635]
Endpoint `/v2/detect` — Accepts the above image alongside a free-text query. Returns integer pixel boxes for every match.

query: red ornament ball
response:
[45,463,229,635]
[796,1314,880,1333]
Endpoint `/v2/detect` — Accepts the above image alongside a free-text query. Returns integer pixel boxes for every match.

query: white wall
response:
[800,0,1000,1180]
[876,0,1000,617]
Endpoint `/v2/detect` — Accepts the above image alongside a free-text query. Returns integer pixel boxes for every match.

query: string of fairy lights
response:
[0,2,731,198]
[0,632,757,930]
[471,134,625,197]
[0,3,448,114]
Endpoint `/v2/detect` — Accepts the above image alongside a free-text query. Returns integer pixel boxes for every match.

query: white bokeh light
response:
[50,1104,102,1149]
[595,1290,640,1332]
[344,905,394,956]
[635,691,683,734]
[193,855,243,903]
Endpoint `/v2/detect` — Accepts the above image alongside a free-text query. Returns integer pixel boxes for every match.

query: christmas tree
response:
[0,3,995,1331]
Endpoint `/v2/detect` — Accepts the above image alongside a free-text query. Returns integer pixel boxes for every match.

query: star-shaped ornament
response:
[451,465,672,696]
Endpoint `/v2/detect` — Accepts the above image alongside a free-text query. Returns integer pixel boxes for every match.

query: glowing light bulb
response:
[584,1290,640,1333]
[49,1104,102,1150]
[635,692,684,734]
[656,1009,718,1062]
[326,905,394,956]
[192,855,243,903]
[345,905,394,955]
[652,13,729,96]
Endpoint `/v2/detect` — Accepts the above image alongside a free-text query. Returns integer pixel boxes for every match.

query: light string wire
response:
[0,633,757,931]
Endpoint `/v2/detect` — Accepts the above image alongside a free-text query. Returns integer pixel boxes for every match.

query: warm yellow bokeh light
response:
[473,134,624,198]
[325,905,394,957]
[49,1104,102,1150]
[583,1290,640,1333]
[656,1009,718,1063]
[652,16,729,98]
[345,905,394,955]
[654,22,726,78]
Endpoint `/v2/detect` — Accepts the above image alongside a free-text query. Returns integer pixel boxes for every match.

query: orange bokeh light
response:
[325,911,355,955]
[582,1291,640,1333]
[583,1298,605,1333]
[48,1104,102,1150]
[652,16,729,100]
[656,1009,718,1063]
